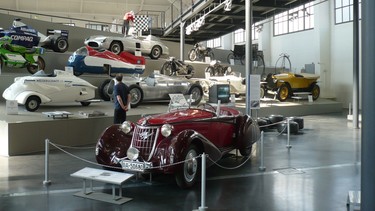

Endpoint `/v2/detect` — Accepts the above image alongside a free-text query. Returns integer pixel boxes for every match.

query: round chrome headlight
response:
[127,147,139,161]
[161,124,174,137]
[120,121,132,134]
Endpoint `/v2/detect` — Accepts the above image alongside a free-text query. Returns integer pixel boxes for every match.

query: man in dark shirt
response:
[113,73,131,124]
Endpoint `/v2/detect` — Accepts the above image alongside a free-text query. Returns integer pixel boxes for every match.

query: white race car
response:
[2,69,97,112]
[84,34,169,59]
[198,71,247,97]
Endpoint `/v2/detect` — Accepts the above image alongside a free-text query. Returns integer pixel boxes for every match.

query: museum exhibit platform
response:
[0,96,342,156]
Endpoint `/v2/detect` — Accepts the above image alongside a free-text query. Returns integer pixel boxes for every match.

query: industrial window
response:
[233,25,260,44]
[335,0,361,24]
[274,2,314,36]
[207,37,221,48]
[85,24,109,31]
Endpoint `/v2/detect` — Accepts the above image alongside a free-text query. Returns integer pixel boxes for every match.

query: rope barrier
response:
[46,140,203,171]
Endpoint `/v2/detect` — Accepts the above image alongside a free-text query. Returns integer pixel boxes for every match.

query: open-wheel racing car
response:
[95,104,261,188]
[99,73,203,108]
[67,46,145,76]
[262,72,320,101]
[0,18,69,53]
[84,34,169,59]
[2,69,97,112]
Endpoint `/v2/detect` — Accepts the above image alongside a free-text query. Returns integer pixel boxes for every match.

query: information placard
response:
[6,100,18,115]
[250,75,261,109]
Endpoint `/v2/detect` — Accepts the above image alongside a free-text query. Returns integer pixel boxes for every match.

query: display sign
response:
[6,100,18,115]
[250,75,261,110]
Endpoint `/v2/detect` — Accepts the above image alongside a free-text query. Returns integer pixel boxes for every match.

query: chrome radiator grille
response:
[131,125,159,161]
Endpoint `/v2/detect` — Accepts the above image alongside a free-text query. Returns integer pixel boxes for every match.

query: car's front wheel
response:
[175,145,200,189]
[25,96,41,112]
[276,83,290,101]
[239,145,253,157]
[129,84,144,108]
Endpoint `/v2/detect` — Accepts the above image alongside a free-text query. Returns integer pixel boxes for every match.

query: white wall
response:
[257,1,358,107]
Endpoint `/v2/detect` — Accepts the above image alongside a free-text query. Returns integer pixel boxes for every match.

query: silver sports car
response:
[99,73,203,108]
[84,35,169,59]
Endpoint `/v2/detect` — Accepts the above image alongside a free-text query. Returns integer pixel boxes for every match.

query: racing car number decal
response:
[10,35,33,42]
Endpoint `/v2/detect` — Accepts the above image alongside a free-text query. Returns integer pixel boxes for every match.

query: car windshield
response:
[145,35,160,42]
[75,47,88,56]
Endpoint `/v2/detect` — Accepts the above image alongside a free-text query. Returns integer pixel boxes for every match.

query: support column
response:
[352,0,359,129]
[361,1,375,210]
[245,0,252,115]
[180,22,185,61]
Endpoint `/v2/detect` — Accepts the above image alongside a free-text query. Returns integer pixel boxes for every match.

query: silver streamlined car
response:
[98,73,203,108]
[84,35,169,59]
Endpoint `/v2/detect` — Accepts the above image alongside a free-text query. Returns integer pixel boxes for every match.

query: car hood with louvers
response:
[137,108,214,126]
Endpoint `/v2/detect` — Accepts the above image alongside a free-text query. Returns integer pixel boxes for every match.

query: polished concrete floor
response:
[0,110,360,211]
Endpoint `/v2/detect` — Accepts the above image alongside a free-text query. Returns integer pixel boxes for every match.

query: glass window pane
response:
[336,9,343,23]
[342,0,350,6]
[343,6,350,22]
[336,0,342,8]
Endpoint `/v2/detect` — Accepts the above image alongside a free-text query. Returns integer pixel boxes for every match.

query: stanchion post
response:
[198,153,207,211]
[43,139,51,186]
[259,131,266,171]
[286,118,292,149]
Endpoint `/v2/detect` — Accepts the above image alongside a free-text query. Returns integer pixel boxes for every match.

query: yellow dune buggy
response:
[262,72,320,101]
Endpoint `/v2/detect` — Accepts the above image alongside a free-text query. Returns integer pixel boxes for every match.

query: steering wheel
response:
[197,103,216,113]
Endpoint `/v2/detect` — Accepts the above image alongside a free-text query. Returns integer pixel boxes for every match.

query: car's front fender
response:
[95,124,133,167]
[15,91,51,104]
[168,130,222,167]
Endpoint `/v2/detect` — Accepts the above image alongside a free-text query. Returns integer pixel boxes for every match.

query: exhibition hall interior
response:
[1,0,373,210]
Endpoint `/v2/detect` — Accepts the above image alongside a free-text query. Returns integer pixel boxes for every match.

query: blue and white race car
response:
[0,18,69,53]
[67,46,145,76]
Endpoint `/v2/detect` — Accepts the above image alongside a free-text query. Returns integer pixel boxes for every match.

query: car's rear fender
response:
[236,115,261,149]
[16,91,51,104]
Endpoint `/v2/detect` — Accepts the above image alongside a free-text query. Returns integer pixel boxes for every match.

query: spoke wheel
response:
[188,49,197,61]
[311,84,320,100]
[160,62,173,76]
[188,85,203,105]
[276,83,290,101]
[129,84,144,108]
[227,53,235,64]
[205,66,215,77]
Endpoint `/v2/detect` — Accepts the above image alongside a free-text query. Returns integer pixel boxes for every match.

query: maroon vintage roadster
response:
[95,104,260,188]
